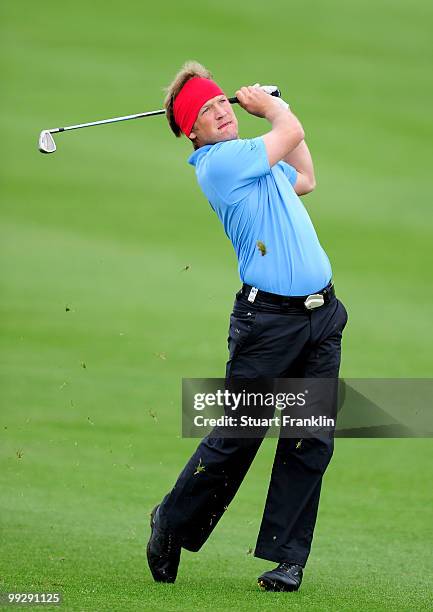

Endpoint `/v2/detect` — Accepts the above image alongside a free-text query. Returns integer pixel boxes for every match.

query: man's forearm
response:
[263,108,305,167]
[283,140,315,184]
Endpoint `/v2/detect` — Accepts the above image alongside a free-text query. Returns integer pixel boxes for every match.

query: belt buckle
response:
[248,287,258,303]
[304,293,325,310]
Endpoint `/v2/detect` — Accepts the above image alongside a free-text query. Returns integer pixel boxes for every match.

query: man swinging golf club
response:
[147,61,348,592]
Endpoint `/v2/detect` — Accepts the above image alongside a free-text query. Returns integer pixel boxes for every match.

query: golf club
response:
[38,86,281,154]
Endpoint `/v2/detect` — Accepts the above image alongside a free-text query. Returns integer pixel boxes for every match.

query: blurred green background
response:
[1,0,432,610]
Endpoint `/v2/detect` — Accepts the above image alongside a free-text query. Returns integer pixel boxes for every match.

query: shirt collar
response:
[188,144,213,166]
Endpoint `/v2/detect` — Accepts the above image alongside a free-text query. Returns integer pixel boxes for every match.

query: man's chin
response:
[221,134,238,142]
[199,132,239,147]
[215,131,238,143]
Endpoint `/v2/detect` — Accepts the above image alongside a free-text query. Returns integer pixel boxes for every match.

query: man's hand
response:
[235,86,286,120]
[235,86,305,168]
[253,84,290,111]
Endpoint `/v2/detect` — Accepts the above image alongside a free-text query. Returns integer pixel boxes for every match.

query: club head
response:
[38,130,56,154]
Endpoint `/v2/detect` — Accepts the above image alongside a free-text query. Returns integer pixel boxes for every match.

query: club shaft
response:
[47,97,248,134]
[45,89,280,135]
[48,109,166,134]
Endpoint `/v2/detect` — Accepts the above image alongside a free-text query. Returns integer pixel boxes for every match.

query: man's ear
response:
[190,130,196,140]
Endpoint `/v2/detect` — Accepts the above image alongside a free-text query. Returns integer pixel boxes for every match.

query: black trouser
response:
[158,288,348,567]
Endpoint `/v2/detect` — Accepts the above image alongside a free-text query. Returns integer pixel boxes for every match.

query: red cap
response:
[173,77,225,137]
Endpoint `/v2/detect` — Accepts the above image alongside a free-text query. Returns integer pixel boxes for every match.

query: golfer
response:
[147,61,348,592]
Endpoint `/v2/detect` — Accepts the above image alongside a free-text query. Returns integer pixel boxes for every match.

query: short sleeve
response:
[278,160,298,187]
[205,137,270,204]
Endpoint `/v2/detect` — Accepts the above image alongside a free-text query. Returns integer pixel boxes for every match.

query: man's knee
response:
[278,436,334,472]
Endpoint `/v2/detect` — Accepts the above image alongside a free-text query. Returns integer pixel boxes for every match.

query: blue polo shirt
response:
[188,136,332,296]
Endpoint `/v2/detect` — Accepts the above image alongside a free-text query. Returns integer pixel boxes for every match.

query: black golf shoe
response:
[257,562,303,592]
[146,504,181,583]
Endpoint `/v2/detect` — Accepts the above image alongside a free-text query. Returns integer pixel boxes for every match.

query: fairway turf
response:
[1,0,433,610]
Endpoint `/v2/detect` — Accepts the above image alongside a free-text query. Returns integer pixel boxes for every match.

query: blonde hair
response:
[163,60,213,138]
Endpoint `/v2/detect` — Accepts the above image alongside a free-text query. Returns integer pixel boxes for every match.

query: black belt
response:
[240,281,335,309]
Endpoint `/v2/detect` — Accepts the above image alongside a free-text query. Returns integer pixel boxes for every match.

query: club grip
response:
[229,87,281,105]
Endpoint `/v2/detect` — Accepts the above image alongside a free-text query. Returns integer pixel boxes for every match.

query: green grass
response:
[1,0,433,609]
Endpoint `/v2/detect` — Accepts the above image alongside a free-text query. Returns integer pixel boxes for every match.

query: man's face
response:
[189,94,239,147]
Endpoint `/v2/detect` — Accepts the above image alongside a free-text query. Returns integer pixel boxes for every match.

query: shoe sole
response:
[147,504,167,583]
[258,577,299,592]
